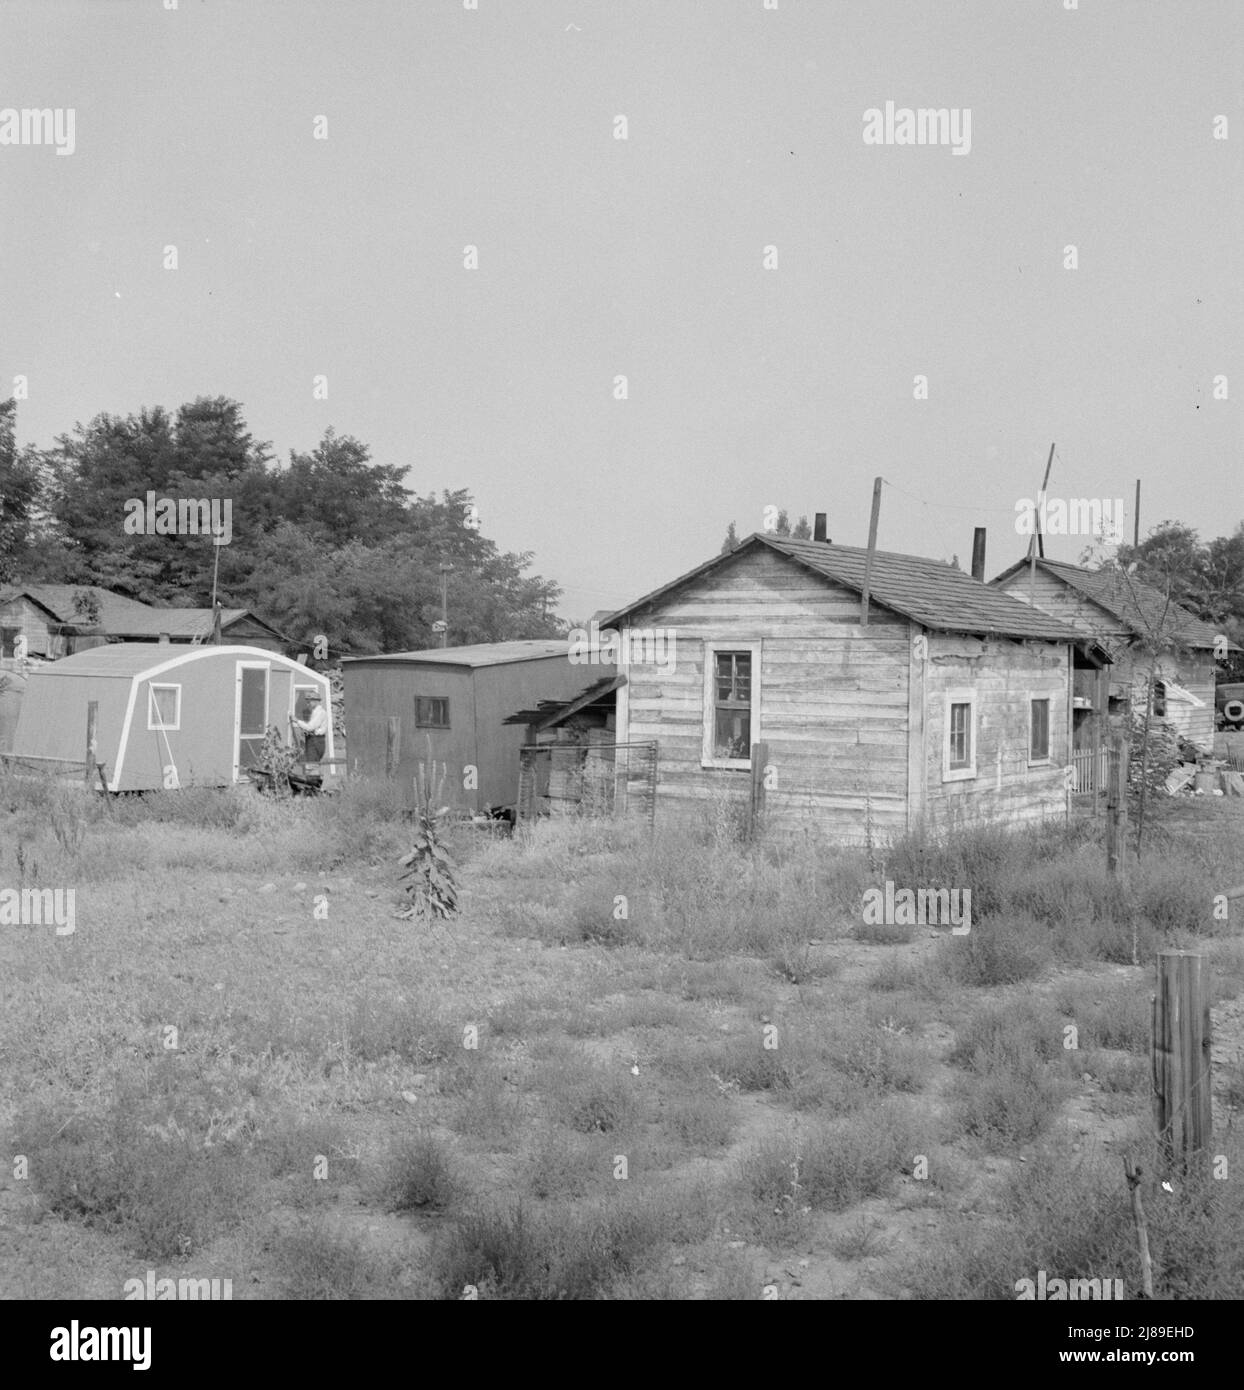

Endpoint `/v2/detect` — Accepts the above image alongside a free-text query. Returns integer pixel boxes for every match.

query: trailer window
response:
[415,696,450,728]
[148,684,181,731]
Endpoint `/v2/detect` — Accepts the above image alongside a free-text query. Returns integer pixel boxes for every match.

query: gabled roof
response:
[990,557,1231,651]
[1,584,154,628]
[105,607,284,641]
[605,533,1098,645]
[0,584,287,644]
[342,639,577,668]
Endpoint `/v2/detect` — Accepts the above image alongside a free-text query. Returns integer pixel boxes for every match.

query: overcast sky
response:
[2,0,1240,619]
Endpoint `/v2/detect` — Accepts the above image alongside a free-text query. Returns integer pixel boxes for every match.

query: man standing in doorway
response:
[293,691,329,763]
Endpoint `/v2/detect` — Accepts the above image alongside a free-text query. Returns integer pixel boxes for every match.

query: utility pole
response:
[860,476,883,627]
[1028,442,1055,606]
[439,562,451,649]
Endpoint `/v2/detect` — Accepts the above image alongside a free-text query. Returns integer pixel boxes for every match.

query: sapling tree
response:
[397,741,459,922]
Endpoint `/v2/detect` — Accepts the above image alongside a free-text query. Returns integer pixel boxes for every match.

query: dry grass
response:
[3,772,1244,1299]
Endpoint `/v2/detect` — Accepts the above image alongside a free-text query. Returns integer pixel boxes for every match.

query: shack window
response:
[415,696,450,728]
[702,641,761,767]
[942,691,976,781]
[0,626,19,658]
[148,683,181,731]
[1152,680,1167,718]
[1029,697,1051,763]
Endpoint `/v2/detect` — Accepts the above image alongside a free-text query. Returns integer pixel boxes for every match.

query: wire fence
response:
[516,740,658,828]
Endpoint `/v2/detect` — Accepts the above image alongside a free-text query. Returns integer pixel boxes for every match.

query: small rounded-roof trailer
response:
[9,644,334,792]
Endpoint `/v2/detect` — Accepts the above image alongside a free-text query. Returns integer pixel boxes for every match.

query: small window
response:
[702,641,761,767]
[415,696,450,728]
[1152,680,1167,718]
[1029,697,1051,763]
[148,683,181,731]
[942,691,976,781]
[0,626,19,659]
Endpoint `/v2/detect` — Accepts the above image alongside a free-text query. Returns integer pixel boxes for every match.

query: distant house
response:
[602,530,1108,841]
[341,640,613,813]
[0,584,288,659]
[990,558,1232,752]
[10,643,333,790]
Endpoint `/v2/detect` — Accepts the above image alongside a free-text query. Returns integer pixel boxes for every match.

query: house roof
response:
[24,643,321,682]
[990,557,1231,650]
[1,584,287,643]
[342,639,575,668]
[605,534,1100,646]
[1,584,154,628]
[103,608,280,641]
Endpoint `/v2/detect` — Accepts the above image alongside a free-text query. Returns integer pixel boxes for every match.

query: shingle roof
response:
[3,584,155,628]
[607,534,1093,644]
[992,558,1228,650]
[1,584,285,643]
[104,608,249,639]
[342,639,575,668]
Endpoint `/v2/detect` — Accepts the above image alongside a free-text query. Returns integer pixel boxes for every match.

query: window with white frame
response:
[148,683,181,731]
[702,641,760,767]
[942,690,976,781]
[1029,696,1051,763]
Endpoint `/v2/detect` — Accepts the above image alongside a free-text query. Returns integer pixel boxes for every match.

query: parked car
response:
[1216,682,1244,730]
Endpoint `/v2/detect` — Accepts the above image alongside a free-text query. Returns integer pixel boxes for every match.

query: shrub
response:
[936,912,1051,987]
[371,1131,459,1213]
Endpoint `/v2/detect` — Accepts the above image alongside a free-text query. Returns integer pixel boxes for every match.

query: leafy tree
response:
[720,521,739,553]
[0,399,46,583]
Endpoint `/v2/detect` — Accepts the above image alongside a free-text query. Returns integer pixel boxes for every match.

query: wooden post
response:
[1152,951,1212,1174]
[1106,733,1126,877]
[859,478,882,626]
[385,717,401,779]
[1122,1156,1155,1299]
[747,741,769,838]
[84,701,98,787]
[1092,667,1106,818]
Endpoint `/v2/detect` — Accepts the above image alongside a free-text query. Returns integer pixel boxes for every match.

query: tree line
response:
[0,396,562,656]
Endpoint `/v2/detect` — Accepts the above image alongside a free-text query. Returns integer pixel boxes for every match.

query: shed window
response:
[1152,680,1167,718]
[148,684,181,731]
[702,641,761,767]
[942,691,976,781]
[0,626,19,658]
[1029,698,1051,763]
[415,696,450,729]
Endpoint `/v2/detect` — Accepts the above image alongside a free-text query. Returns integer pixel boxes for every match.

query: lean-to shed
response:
[9,643,333,790]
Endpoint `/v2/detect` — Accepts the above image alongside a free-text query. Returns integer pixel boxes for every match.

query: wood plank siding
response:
[923,635,1070,831]
[619,547,911,841]
[617,546,1079,843]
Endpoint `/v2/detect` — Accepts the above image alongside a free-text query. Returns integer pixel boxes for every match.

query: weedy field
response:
[2,771,1243,1300]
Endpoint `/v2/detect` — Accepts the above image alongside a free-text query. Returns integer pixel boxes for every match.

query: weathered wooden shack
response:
[341,641,614,813]
[604,531,1107,841]
[990,558,1231,752]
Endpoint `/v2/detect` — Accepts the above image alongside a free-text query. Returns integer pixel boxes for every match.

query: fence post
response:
[747,741,768,839]
[1106,733,1126,877]
[84,701,98,787]
[1152,950,1212,1174]
[385,717,401,779]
